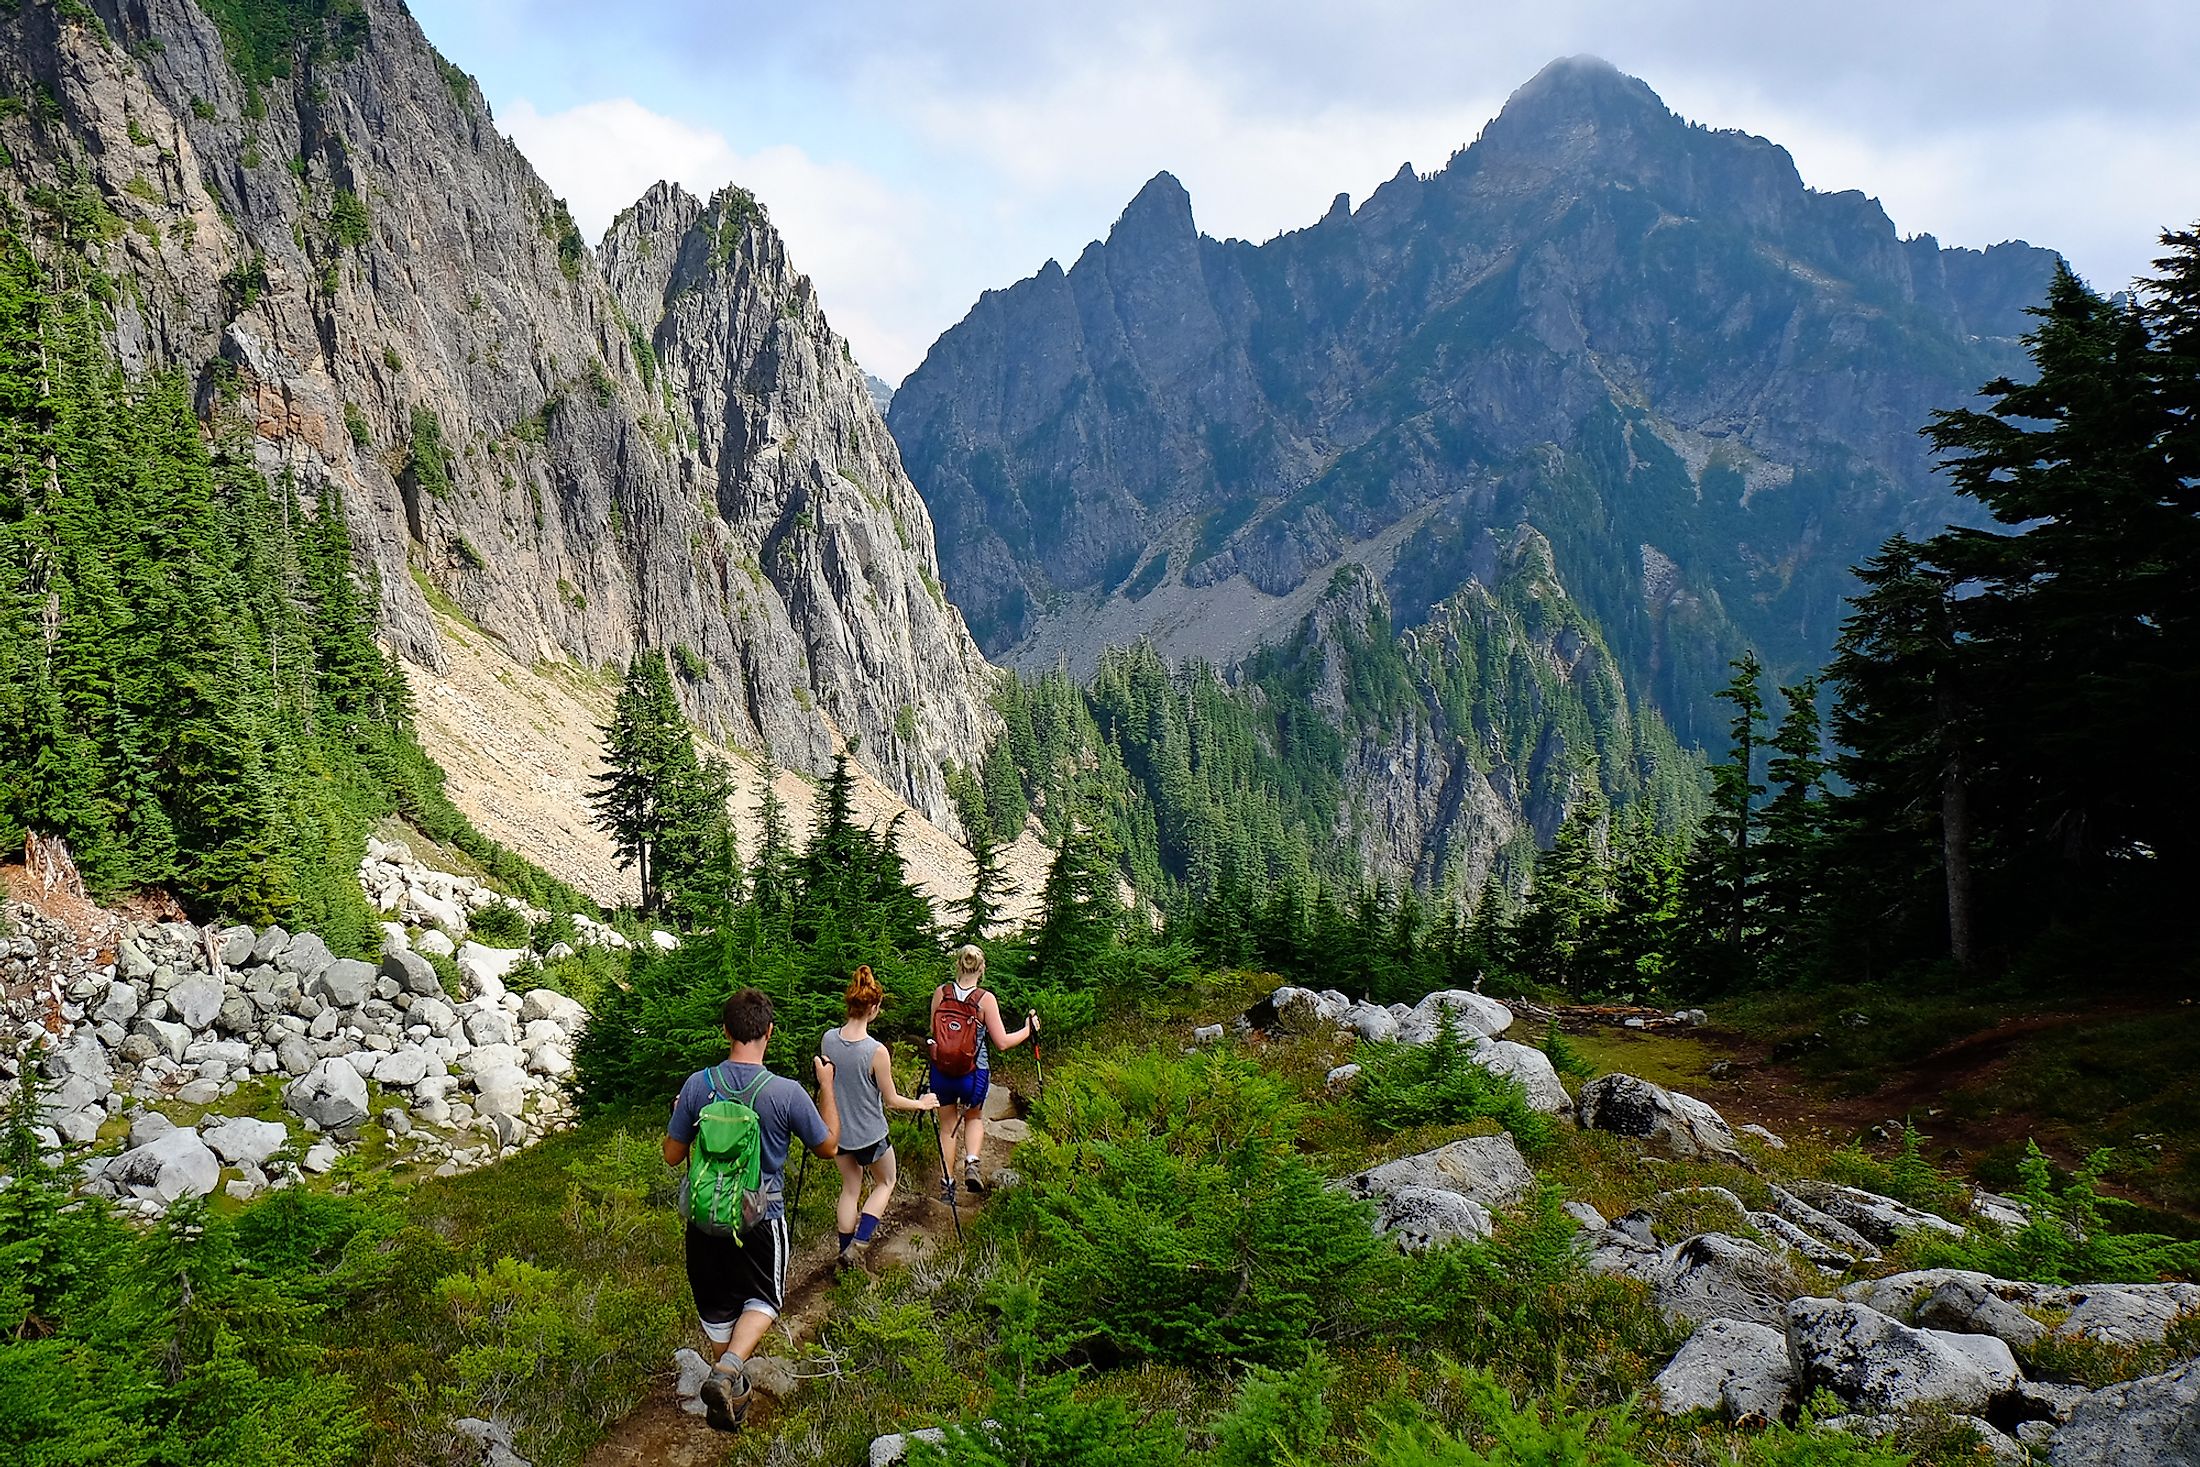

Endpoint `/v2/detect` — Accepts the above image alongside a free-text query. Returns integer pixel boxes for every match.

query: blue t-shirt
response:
[667,1061,827,1219]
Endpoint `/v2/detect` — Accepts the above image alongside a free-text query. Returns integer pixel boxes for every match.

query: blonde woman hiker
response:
[926,944,1038,1195]
[820,965,939,1271]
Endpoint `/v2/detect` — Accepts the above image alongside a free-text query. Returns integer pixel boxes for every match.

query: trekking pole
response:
[1029,1013,1044,1103]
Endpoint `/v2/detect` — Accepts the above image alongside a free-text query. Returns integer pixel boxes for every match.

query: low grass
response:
[1560,1026,1725,1095]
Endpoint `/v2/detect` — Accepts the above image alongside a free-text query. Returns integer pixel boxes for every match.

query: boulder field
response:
[0,837,665,1210]
[1240,982,2200,1463]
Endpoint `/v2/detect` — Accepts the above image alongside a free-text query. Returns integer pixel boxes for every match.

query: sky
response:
[409,0,2200,384]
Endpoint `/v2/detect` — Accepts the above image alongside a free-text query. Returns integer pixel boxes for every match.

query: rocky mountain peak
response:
[1109,170,1199,246]
[1495,54,1669,131]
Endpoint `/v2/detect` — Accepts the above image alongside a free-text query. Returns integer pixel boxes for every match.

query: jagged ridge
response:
[0,0,992,824]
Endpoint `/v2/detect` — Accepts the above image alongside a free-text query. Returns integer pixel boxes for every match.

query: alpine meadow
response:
[2,4,2198,1466]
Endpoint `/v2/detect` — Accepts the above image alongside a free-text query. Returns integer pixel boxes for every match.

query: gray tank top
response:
[819,1027,888,1153]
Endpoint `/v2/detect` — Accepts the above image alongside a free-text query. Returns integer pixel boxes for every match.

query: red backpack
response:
[931,985,984,1078]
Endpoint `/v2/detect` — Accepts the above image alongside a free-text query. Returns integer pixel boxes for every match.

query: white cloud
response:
[499,97,937,377]
[888,43,1499,252]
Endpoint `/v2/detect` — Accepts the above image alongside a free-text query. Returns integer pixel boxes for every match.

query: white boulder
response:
[1785,1297,2020,1416]
[1575,1074,1740,1162]
[1344,1133,1535,1215]
[108,1127,222,1203]
[1654,1317,1795,1421]
[202,1117,289,1169]
[285,1057,369,1130]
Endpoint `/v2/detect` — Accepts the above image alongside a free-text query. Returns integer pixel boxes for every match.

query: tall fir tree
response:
[1683,653,1766,985]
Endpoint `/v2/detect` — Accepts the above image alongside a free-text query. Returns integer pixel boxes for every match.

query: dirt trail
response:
[581,1091,1027,1467]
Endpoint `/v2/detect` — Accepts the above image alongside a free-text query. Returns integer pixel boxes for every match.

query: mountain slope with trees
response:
[0,0,993,828]
[889,56,2062,754]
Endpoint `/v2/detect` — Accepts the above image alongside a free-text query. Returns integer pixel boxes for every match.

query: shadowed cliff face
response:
[0,0,994,825]
[889,55,2061,747]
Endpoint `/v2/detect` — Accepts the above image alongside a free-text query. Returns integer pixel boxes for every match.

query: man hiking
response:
[926,944,1038,1195]
[664,988,839,1431]
[821,965,939,1272]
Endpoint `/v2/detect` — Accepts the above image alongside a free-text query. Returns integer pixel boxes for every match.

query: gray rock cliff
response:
[889,55,2062,750]
[0,0,993,823]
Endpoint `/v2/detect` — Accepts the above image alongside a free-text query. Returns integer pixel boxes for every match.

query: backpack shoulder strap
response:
[734,1070,773,1106]
[704,1063,734,1102]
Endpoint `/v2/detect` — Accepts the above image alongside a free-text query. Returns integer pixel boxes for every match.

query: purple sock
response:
[854,1213,879,1243]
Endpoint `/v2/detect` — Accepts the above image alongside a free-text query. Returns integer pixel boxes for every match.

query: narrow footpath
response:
[581,1085,1028,1467]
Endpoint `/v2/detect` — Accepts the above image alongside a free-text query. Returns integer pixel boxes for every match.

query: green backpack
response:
[682,1065,775,1238]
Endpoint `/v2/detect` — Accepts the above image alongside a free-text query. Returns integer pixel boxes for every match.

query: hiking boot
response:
[845,1236,873,1272]
[699,1358,751,1431]
[963,1159,986,1195]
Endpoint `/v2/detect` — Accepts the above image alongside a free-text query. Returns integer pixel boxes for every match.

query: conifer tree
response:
[1510,792,1611,993]
[1758,679,1828,958]
[955,809,1017,945]
[1031,815,1120,986]
[1682,653,1766,984]
[590,649,730,918]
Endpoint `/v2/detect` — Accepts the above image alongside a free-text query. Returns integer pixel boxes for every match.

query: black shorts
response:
[685,1215,790,1325]
[843,1136,893,1167]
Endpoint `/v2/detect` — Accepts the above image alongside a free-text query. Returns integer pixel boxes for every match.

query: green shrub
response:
[533,945,624,1010]
[1007,1049,1378,1375]
[1539,1020,1596,1082]
[907,1278,1182,1467]
[1387,1190,1681,1400]
[671,642,706,681]
[1898,1140,2200,1284]
[1355,1014,1555,1151]
[1733,1407,1915,1465]
[1352,1365,1646,1466]
[1205,1349,1336,1466]
[343,399,371,448]
[435,1254,677,1459]
[467,901,529,947]
[327,187,368,250]
[422,947,464,1001]
[1029,1047,1303,1158]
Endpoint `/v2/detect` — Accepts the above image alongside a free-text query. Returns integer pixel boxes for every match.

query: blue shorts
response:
[927,1063,990,1110]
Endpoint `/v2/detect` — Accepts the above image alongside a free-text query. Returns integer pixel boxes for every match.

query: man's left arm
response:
[664,1077,700,1167]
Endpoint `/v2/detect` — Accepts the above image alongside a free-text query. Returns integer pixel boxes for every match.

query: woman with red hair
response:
[819,966,938,1270]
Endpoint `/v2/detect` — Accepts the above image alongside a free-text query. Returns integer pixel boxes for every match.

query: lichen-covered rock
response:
[1399,990,1515,1042]
[382,949,445,999]
[285,1057,369,1130]
[519,988,587,1028]
[1654,1317,1794,1420]
[1344,1134,1535,1215]
[2049,1361,2200,1466]
[1785,1297,2021,1416]
[107,1126,221,1204]
[202,1117,290,1169]
[1368,1184,1495,1252]
[1575,1073,1740,1161]
[1650,1233,1812,1329]
[1468,1037,1571,1114]
[1783,1179,1965,1247]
